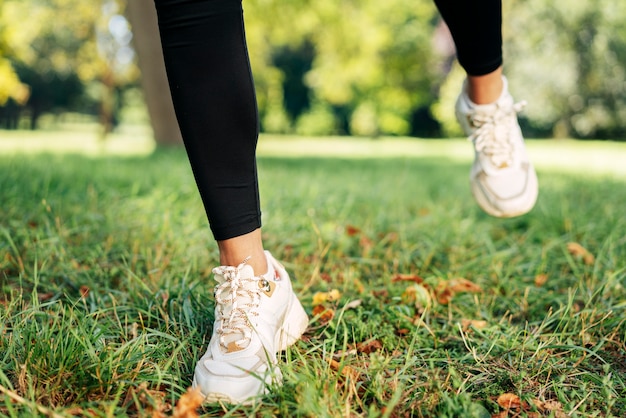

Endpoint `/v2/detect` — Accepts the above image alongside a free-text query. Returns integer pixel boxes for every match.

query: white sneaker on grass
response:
[456,76,538,217]
[192,251,309,405]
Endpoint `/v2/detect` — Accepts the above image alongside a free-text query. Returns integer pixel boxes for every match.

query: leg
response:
[434,0,504,103]
[433,0,503,78]
[467,66,504,105]
[434,0,538,217]
[154,0,266,273]
[153,0,308,403]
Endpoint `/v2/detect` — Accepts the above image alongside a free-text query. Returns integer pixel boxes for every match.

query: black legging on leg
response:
[154,0,261,241]
[433,0,503,76]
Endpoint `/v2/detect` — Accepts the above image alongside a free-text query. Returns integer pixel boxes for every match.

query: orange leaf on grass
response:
[172,387,204,418]
[567,242,595,265]
[356,339,383,354]
[497,393,522,409]
[359,235,374,251]
[312,305,335,324]
[402,284,432,310]
[436,278,482,304]
[122,382,170,417]
[396,328,410,336]
[345,225,361,236]
[328,359,360,381]
[392,274,424,284]
[534,273,549,287]
[80,285,90,298]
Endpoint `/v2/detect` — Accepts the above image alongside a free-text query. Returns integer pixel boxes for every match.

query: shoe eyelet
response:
[259,279,271,292]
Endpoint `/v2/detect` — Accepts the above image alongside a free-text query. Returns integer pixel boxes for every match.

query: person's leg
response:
[433,0,504,102]
[466,67,503,105]
[154,0,267,273]
[153,0,308,404]
[434,0,538,217]
[433,0,502,74]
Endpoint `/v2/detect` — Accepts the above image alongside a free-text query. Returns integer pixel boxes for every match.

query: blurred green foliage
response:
[1,0,625,139]
[0,0,135,131]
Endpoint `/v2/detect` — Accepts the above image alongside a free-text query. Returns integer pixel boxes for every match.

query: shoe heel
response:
[278,296,309,351]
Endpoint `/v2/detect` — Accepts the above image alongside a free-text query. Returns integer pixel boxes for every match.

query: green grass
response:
[0,133,625,417]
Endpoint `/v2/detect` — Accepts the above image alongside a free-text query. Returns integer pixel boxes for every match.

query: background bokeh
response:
[1,0,625,144]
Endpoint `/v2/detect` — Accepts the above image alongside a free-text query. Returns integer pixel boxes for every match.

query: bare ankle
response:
[467,67,504,105]
[217,229,268,275]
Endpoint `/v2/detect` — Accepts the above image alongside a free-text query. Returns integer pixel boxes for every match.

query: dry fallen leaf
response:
[461,319,488,331]
[312,305,335,324]
[402,284,432,310]
[37,292,55,302]
[396,328,410,336]
[345,225,361,236]
[497,393,522,410]
[436,278,482,304]
[80,285,90,298]
[328,359,360,381]
[567,242,595,265]
[312,289,341,305]
[392,274,424,284]
[534,399,566,416]
[122,382,170,418]
[172,387,204,418]
[534,273,549,287]
[320,272,332,283]
[359,235,374,251]
[356,339,383,354]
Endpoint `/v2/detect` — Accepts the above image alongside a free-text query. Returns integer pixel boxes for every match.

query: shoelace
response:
[213,258,261,352]
[469,100,526,169]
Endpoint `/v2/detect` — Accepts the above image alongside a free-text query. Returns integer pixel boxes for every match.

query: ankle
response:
[217,229,268,275]
[467,68,504,105]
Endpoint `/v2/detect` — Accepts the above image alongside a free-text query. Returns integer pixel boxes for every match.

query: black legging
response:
[154,0,503,241]
[434,0,503,76]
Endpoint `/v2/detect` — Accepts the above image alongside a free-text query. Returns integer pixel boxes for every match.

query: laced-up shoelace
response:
[469,100,526,169]
[213,258,262,352]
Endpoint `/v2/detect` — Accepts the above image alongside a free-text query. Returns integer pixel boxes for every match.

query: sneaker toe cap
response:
[472,164,538,217]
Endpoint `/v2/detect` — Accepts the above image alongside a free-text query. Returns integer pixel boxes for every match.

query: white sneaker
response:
[456,76,538,217]
[192,251,309,405]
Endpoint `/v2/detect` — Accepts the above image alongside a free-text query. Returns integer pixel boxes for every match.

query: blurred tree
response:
[3,0,625,139]
[0,0,30,128]
[0,0,29,108]
[125,0,182,145]
[504,0,626,139]
[307,0,440,136]
[0,0,137,132]
[244,0,441,136]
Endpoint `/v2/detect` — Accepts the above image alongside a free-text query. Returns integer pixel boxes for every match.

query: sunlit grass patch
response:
[0,136,625,416]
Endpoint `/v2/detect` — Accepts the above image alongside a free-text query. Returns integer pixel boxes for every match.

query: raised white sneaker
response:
[456,76,538,217]
[192,251,309,405]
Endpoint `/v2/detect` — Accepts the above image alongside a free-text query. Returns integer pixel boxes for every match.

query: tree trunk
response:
[125,0,182,146]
